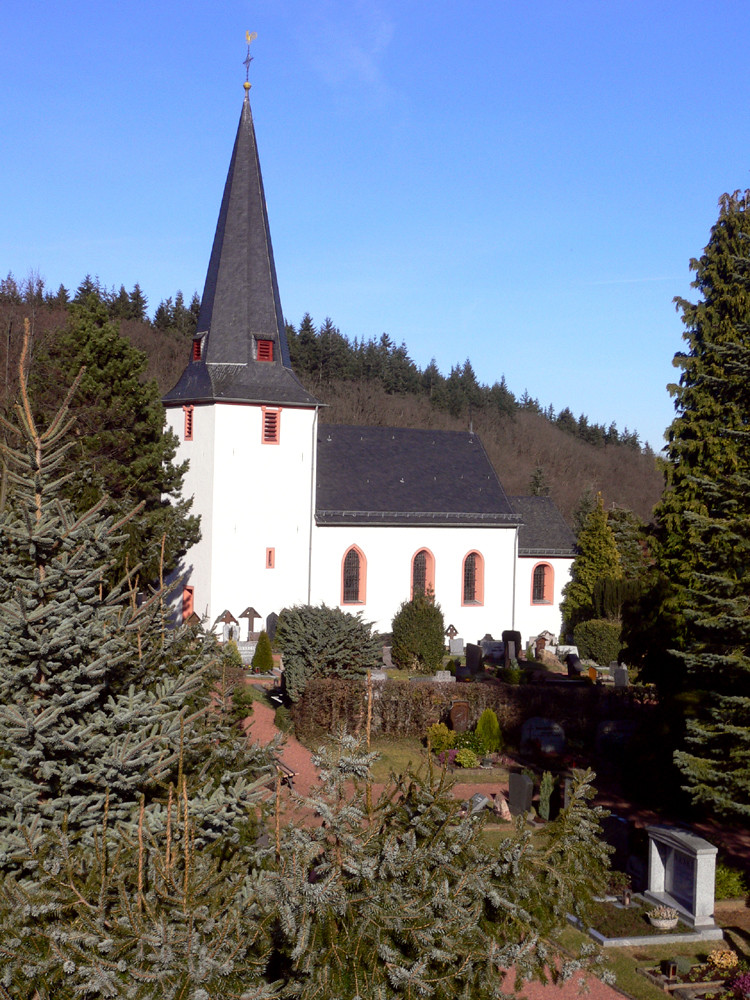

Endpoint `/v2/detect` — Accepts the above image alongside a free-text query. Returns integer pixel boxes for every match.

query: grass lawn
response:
[366,736,512,787]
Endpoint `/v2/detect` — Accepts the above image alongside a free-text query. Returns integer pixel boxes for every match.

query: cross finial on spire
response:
[244,30,257,92]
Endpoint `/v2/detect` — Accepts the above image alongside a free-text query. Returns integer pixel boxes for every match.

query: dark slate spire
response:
[164,88,319,408]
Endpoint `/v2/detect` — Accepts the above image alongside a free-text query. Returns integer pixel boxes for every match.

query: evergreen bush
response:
[222,638,244,670]
[573,619,622,664]
[426,721,455,753]
[454,748,479,768]
[539,771,555,821]
[475,707,503,753]
[715,861,749,900]
[390,588,445,673]
[275,603,381,702]
[251,629,274,673]
[274,705,293,733]
[454,731,485,754]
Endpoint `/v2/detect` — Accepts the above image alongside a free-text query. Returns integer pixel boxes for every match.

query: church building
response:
[163,78,575,648]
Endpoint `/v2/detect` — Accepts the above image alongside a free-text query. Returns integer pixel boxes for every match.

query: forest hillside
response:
[0,276,664,526]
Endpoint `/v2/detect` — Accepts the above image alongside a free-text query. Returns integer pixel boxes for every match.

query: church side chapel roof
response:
[316,425,521,526]
[507,496,576,556]
[164,84,318,409]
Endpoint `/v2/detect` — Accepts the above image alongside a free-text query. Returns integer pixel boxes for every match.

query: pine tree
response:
[275,603,381,702]
[561,493,622,631]
[263,733,611,999]
[0,326,272,862]
[28,297,200,586]
[654,192,750,817]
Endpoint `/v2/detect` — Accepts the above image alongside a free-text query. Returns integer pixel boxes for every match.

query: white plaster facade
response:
[513,555,574,645]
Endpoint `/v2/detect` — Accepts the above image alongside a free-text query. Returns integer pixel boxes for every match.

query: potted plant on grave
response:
[648,904,679,930]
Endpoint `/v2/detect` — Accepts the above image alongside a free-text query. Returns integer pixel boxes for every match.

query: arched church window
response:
[411,548,435,598]
[462,551,484,605]
[342,546,366,604]
[532,562,553,604]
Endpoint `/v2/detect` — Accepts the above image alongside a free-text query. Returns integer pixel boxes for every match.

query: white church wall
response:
[513,556,574,647]
[167,400,318,628]
[309,523,518,641]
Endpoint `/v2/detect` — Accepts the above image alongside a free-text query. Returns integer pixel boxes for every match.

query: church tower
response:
[164,63,320,628]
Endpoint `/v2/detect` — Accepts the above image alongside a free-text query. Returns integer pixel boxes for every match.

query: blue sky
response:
[3,1,750,451]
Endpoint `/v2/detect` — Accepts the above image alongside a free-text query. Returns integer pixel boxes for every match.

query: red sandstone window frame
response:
[461,551,484,606]
[411,548,435,599]
[531,562,554,604]
[341,545,366,604]
[182,586,194,621]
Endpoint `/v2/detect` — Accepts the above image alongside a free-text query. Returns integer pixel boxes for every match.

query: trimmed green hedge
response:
[573,619,622,665]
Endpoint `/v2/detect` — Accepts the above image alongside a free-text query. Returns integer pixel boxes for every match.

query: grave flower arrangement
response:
[649,905,678,921]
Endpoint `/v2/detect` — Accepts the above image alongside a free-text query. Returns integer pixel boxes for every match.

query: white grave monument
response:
[644,825,720,931]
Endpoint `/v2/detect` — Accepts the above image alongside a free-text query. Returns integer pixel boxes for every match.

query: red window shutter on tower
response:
[184,405,194,441]
[262,408,280,443]
[257,339,274,362]
[192,338,202,361]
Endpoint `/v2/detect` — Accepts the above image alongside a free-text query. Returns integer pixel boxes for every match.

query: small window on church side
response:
[262,407,280,444]
[183,405,194,441]
[266,547,275,568]
[257,339,274,362]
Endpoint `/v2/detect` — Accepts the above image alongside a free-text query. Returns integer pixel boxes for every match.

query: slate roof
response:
[164,93,318,409]
[507,497,576,556]
[315,425,520,526]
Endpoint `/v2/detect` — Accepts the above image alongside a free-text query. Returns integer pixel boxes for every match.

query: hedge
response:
[291,676,655,745]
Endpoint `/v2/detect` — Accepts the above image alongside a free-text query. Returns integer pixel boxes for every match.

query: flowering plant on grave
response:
[730,971,750,995]
[649,905,678,920]
[707,949,739,973]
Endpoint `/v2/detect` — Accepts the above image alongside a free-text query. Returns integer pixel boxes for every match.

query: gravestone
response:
[566,652,584,676]
[449,700,471,733]
[613,665,629,688]
[644,826,720,930]
[449,637,465,656]
[266,611,279,641]
[595,719,638,754]
[433,670,455,684]
[502,630,522,667]
[520,716,565,755]
[465,643,482,673]
[467,792,491,815]
[480,638,504,665]
[508,772,534,816]
[382,645,394,668]
[493,792,512,821]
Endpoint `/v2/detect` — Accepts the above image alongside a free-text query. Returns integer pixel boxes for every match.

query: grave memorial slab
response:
[520,717,566,755]
[508,772,533,816]
[449,700,470,733]
[644,826,718,929]
[465,643,482,673]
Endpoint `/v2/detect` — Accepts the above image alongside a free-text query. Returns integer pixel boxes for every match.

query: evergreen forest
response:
[0,270,662,530]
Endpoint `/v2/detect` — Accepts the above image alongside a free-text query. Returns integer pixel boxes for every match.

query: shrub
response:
[231,682,254,726]
[573,619,621,665]
[222,639,243,670]
[454,748,479,768]
[251,630,274,673]
[715,861,749,900]
[500,661,522,684]
[391,589,445,673]
[475,708,502,753]
[436,748,458,768]
[707,949,738,973]
[455,731,485,754]
[427,722,455,753]
[539,771,555,821]
[274,705,293,733]
[275,603,381,702]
